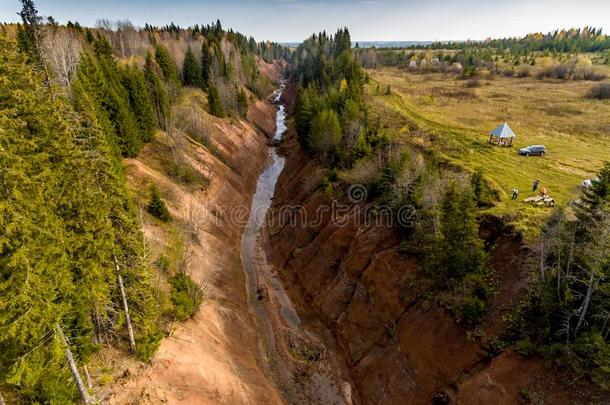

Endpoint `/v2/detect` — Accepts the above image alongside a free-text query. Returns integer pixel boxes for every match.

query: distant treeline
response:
[427,27,610,53]
[141,20,291,64]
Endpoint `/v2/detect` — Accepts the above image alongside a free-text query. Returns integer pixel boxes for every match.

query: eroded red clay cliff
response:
[264,129,605,404]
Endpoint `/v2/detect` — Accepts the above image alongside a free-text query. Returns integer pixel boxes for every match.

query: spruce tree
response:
[147,185,171,222]
[155,44,181,101]
[425,184,487,284]
[0,35,164,402]
[90,36,143,156]
[201,44,213,88]
[122,64,157,142]
[16,0,44,69]
[182,46,202,88]
[207,83,224,117]
[237,87,248,117]
[155,43,179,83]
[144,52,171,130]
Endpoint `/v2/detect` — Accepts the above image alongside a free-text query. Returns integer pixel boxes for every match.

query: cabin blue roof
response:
[490,122,516,138]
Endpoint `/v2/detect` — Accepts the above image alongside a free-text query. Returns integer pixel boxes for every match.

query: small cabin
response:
[489,122,516,147]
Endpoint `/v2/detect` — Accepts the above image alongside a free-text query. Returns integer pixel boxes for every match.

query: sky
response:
[1,0,610,43]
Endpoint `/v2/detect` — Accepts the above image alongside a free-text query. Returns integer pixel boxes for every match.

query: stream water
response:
[241,83,302,328]
[240,85,348,404]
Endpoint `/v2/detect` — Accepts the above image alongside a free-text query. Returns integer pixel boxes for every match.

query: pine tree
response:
[182,46,202,88]
[207,83,224,117]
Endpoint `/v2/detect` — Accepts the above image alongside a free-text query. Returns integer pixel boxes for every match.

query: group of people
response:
[511,179,548,200]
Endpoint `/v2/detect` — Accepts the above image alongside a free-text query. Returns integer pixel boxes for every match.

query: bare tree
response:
[41,28,82,88]
[56,326,94,404]
[95,18,113,31]
[574,215,610,333]
[114,255,136,352]
[186,196,205,243]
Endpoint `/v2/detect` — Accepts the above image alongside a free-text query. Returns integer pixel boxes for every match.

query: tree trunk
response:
[0,389,6,405]
[115,256,137,352]
[575,268,596,332]
[84,365,92,389]
[56,326,94,404]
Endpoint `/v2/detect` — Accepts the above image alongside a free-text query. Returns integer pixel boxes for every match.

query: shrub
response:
[136,321,164,361]
[588,83,610,100]
[465,78,481,88]
[174,106,213,147]
[459,296,486,325]
[519,388,530,400]
[575,68,606,81]
[552,63,573,79]
[169,272,203,321]
[147,185,171,222]
[470,169,496,207]
[165,160,203,186]
[536,63,574,80]
[515,64,531,78]
[515,338,537,356]
[154,255,170,273]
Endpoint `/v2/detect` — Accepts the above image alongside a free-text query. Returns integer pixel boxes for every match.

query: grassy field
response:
[366,68,610,238]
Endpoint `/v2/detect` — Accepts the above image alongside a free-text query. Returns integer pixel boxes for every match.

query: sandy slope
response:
[103,85,284,403]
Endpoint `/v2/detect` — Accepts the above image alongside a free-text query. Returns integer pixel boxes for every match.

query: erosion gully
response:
[240,85,351,405]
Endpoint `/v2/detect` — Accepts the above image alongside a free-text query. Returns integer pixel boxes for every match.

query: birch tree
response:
[41,28,82,88]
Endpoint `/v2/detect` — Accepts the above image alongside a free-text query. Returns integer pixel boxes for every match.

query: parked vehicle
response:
[519,145,547,156]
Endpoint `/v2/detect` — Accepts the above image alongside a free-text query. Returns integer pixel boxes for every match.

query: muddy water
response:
[241,84,300,328]
[241,85,348,404]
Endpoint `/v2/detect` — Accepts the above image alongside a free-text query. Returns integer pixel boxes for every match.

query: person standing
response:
[512,187,519,200]
[532,179,540,191]
[540,186,548,197]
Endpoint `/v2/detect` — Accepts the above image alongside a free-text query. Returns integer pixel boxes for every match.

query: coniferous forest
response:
[0,1,289,402]
[2,0,610,403]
